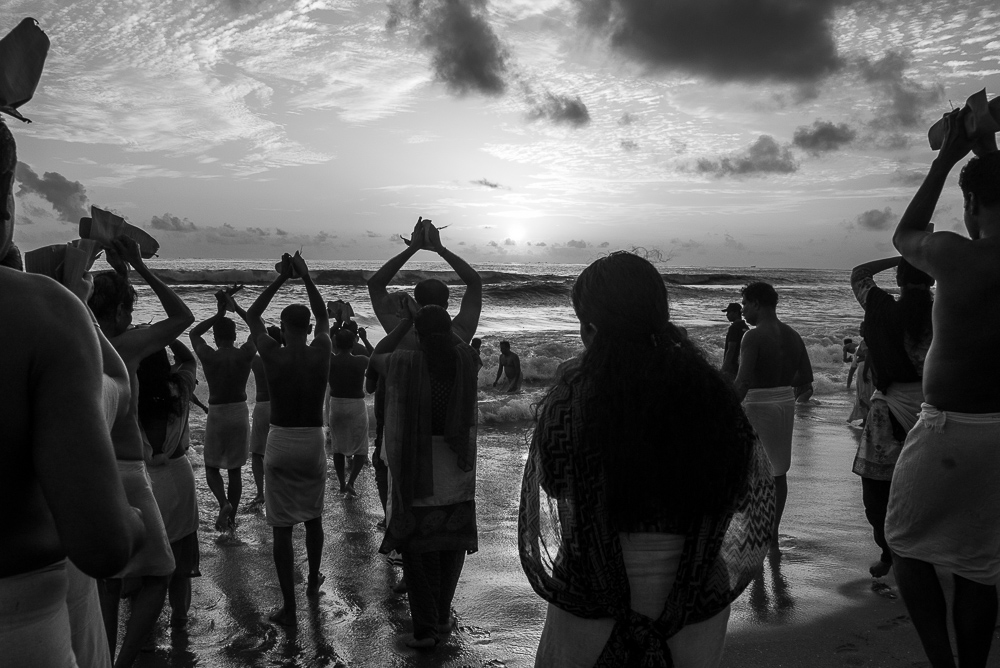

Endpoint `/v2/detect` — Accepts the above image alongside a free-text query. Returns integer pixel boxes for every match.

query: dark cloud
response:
[697,135,798,177]
[275,227,288,236]
[858,50,944,129]
[14,162,89,223]
[528,91,591,127]
[504,237,515,245]
[856,207,896,231]
[575,0,845,83]
[599,241,610,248]
[150,213,197,232]
[471,178,506,189]
[620,139,639,151]
[792,120,856,154]
[314,231,332,243]
[389,0,507,96]
[488,240,499,247]
[566,239,587,248]
[246,226,269,236]
[535,242,546,247]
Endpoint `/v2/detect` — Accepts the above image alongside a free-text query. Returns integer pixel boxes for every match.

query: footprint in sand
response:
[461,625,492,645]
[870,580,898,599]
[834,643,859,653]
[876,614,911,631]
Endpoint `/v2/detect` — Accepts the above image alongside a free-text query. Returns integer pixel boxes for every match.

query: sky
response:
[3,0,999,268]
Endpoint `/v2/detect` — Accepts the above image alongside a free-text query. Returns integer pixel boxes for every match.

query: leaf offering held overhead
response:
[80,206,160,258]
[0,18,50,123]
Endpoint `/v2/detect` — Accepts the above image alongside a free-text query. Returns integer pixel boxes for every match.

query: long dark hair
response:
[568,252,753,529]
[137,348,188,426]
[414,305,456,380]
[897,259,934,342]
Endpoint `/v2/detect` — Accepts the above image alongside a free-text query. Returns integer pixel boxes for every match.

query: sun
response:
[508,225,525,242]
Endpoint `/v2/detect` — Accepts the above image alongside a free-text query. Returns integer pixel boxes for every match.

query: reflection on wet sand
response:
[748,546,795,619]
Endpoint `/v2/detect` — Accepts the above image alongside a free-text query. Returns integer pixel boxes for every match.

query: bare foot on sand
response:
[405,635,438,649]
[346,484,357,498]
[869,559,892,578]
[435,615,457,635]
[307,573,325,597]
[268,607,296,626]
[248,494,264,510]
[215,502,233,531]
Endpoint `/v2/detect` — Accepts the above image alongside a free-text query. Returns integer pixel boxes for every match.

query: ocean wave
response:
[482,281,571,300]
[661,272,756,286]
[144,267,565,287]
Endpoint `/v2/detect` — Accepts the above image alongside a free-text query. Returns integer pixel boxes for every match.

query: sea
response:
[117,258,865,425]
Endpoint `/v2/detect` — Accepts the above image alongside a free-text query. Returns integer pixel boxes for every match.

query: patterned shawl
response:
[519,366,774,667]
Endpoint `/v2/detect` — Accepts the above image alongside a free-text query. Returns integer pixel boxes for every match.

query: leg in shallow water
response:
[436,550,466,634]
[114,575,169,668]
[333,454,347,493]
[953,574,997,668]
[205,467,231,530]
[270,526,297,626]
[861,477,892,577]
[893,554,955,668]
[250,453,265,506]
[772,474,787,544]
[168,574,192,626]
[402,550,441,646]
[304,517,325,596]
[226,467,243,523]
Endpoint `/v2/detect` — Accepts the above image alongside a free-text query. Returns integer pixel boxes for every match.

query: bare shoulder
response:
[0,271,89,338]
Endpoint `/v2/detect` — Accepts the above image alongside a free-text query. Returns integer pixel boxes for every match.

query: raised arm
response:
[225,292,257,355]
[850,257,900,309]
[426,223,481,343]
[893,108,976,273]
[369,316,414,376]
[169,338,197,373]
[189,294,226,357]
[110,236,194,364]
[247,256,290,347]
[367,218,426,334]
[357,326,375,355]
[289,252,330,349]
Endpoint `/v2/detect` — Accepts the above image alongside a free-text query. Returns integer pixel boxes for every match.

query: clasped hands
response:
[403,216,445,252]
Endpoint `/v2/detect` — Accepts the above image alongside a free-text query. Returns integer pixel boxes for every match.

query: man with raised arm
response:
[0,120,144,666]
[245,252,331,627]
[189,287,256,532]
[367,217,482,343]
[733,280,813,548]
[88,235,195,668]
[248,325,283,509]
[886,108,1000,668]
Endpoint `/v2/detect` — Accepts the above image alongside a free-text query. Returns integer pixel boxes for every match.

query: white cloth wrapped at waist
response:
[869,381,923,433]
[742,387,795,477]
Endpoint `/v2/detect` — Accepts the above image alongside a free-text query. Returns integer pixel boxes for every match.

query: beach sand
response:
[122,400,1000,667]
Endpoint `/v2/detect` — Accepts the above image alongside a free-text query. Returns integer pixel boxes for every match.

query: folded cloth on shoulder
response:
[743,386,796,476]
[264,426,327,527]
[0,559,77,667]
[249,400,271,456]
[327,397,369,456]
[204,401,250,470]
[115,460,175,578]
[887,404,1000,586]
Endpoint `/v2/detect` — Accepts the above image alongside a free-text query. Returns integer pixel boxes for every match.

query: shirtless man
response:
[89,236,195,667]
[368,217,482,344]
[190,289,256,531]
[721,302,749,381]
[328,327,371,495]
[248,325,283,509]
[886,108,1000,668]
[493,340,522,393]
[246,252,331,626]
[734,281,813,546]
[0,120,143,666]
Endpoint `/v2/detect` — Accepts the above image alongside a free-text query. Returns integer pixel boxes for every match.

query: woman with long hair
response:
[519,252,774,666]
[368,298,479,649]
[849,256,934,578]
[137,340,201,626]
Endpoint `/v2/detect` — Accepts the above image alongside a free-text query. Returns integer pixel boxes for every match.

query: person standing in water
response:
[734,280,813,548]
[328,326,371,496]
[493,341,522,393]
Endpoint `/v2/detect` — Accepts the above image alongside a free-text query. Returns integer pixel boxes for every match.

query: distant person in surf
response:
[248,325,283,510]
[246,252,331,626]
[849,257,933,579]
[367,216,482,345]
[493,341,522,393]
[470,337,484,372]
[734,280,813,548]
[885,108,1000,667]
[189,287,256,532]
[721,302,749,381]
[327,326,370,496]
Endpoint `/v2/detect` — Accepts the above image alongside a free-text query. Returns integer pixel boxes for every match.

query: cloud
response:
[366,230,381,237]
[275,228,288,237]
[488,240,499,247]
[858,51,945,129]
[14,163,89,223]
[723,234,747,251]
[599,241,610,247]
[575,0,844,83]
[856,207,897,231]
[390,0,508,96]
[149,213,197,232]
[566,239,587,248]
[471,177,506,189]
[696,135,798,177]
[620,139,639,151]
[247,226,269,236]
[891,169,926,186]
[792,120,856,154]
[535,242,546,246]
[504,237,515,245]
[618,112,636,126]
[528,91,591,127]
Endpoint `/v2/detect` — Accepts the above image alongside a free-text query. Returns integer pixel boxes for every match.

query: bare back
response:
[196,342,255,404]
[251,354,269,402]
[328,352,369,399]
[739,320,812,390]
[261,341,330,427]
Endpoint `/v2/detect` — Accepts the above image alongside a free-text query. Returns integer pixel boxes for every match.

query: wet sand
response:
[124,402,1000,667]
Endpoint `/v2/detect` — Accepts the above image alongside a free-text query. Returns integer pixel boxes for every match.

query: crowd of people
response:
[2,20,1000,668]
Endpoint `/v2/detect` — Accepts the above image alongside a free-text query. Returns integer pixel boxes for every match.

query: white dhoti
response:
[204,401,250,470]
[886,404,1000,585]
[148,454,199,544]
[327,397,370,457]
[743,386,796,476]
[249,400,271,456]
[115,460,175,578]
[535,533,730,668]
[264,426,327,527]
[0,560,78,667]
[66,561,111,668]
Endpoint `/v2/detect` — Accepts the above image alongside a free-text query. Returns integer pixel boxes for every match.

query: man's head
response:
[471,337,482,351]
[499,341,511,353]
[0,120,16,262]
[896,258,934,290]
[89,271,138,334]
[414,278,448,308]
[722,302,742,323]
[959,152,1000,239]
[740,281,778,326]
[340,319,359,334]
[280,303,312,338]
[334,327,356,351]
[213,317,237,344]
[266,325,283,345]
